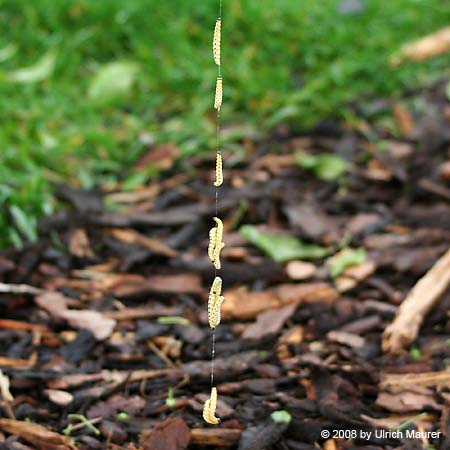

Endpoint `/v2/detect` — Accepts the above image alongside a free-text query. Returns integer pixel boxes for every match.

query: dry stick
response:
[382,247,450,354]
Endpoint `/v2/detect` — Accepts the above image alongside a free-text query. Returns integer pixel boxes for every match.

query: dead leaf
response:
[87,393,146,418]
[35,292,74,314]
[393,102,415,135]
[243,304,297,340]
[0,418,75,450]
[284,202,340,242]
[135,143,180,171]
[36,292,116,340]
[60,310,115,340]
[68,228,94,258]
[140,417,190,450]
[346,213,381,236]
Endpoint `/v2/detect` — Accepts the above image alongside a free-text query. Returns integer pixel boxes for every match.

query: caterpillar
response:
[208,217,224,269]
[213,152,223,187]
[203,387,220,424]
[214,76,223,111]
[208,276,224,329]
[213,18,221,66]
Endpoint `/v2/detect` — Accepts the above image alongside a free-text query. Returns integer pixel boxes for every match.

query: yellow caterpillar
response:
[214,76,223,111]
[213,18,221,66]
[203,387,220,424]
[208,217,224,269]
[208,276,224,329]
[213,153,223,187]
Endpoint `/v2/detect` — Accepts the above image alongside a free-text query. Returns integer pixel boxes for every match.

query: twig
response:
[382,247,450,353]
[0,283,43,296]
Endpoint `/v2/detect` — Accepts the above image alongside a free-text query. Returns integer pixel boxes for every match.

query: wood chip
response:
[223,283,339,320]
[285,260,317,280]
[44,389,73,406]
[190,428,241,447]
[327,331,366,349]
[0,418,75,450]
[380,371,450,389]
[376,391,441,413]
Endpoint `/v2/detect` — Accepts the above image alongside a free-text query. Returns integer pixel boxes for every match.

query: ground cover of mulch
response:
[1,82,450,449]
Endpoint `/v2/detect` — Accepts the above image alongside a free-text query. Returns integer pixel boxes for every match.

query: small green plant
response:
[409,346,422,361]
[165,387,176,409]
[157,316,190,325]
[326,247,367,278]
[271,410,292,424]
[63,414,101,436]
[397,412,427,431]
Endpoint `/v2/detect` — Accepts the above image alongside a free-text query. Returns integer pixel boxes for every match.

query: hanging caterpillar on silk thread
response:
[203,387,220,424]
[208,276,224,329]
[208,217,225,269]
[213,19,221,66]
[214,76,223,111]
[214,153,223,187]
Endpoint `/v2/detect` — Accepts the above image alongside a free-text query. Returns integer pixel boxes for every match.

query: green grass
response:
[0,0,449,247]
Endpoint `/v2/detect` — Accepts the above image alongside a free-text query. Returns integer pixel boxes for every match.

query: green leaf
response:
[9,205,37,242]
[240,225,328,263]
[295,151,348,181]
[326,247,366,278]
[7,50,57,83]
[446,79,450,102]
[88,61,139,104]
[271,410,292,424]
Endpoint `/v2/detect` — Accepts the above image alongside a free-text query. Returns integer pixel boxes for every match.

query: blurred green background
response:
[0,0,449,248]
